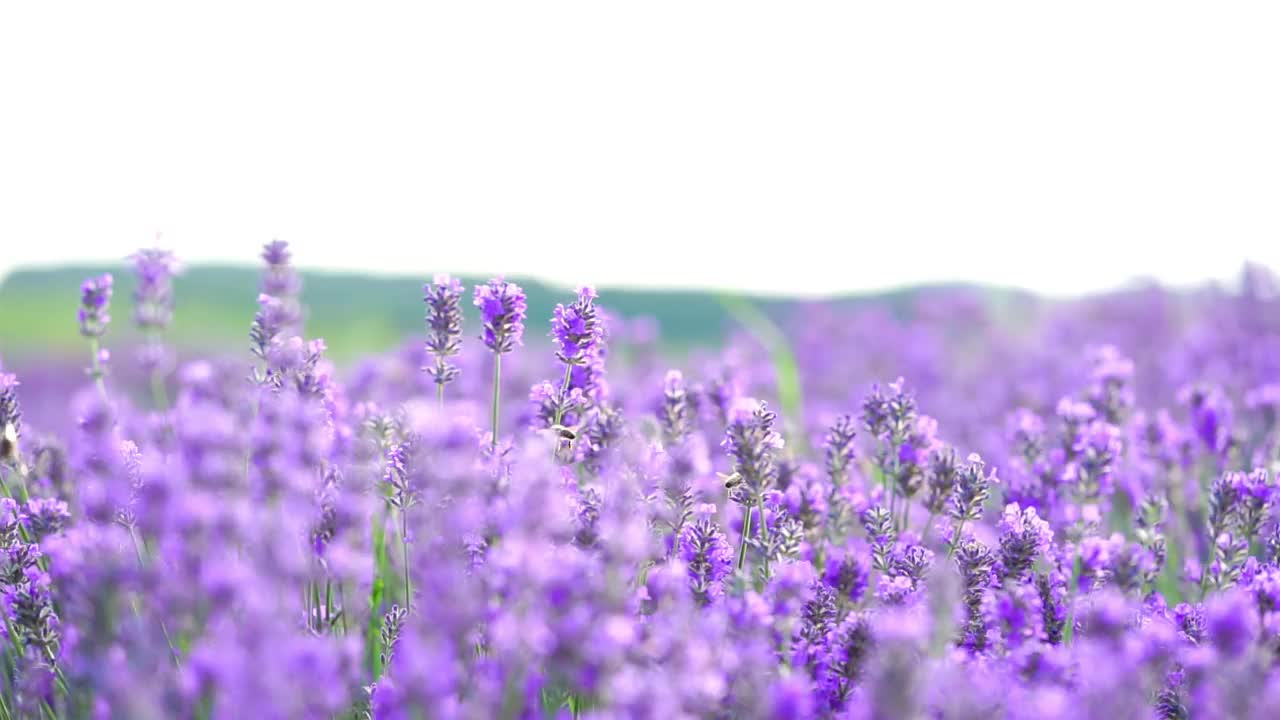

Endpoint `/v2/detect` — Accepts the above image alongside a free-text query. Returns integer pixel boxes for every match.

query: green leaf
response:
[716,294,806,453]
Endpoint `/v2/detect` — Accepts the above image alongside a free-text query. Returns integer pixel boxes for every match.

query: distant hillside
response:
[0,265,1027,362]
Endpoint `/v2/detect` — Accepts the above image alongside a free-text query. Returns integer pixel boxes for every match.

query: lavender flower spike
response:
[77,273,113,339]
[676,503,733,605]
[947,453,995,556]
[130,247,181,406]
[474,278,527,355]
[78,273,114,401]
[552,286,602,367]
[423,274,465,403]
[547,286,603,457]
[474,278,527,447]
[260,238,301,298]
[722,397,784,569]
[129,248,180,333]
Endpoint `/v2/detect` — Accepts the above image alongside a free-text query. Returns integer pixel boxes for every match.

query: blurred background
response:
[2,2,1279,362]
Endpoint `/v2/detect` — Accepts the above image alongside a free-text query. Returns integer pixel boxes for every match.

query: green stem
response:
[150,369,169,413]
[946,518,966,559]
[368,506,389,677]
[311,581,322,632]
[338,582,349,635]
[1063,555,1084,644]
[87,338,109,405]
[401,508,412,608]
[550,364,574,460]
[490,354,502,450]
[128,528,181,665]
[325,581,334,633]
[737,506,754,570]
[756,497,770,578]
[436,382,445,410]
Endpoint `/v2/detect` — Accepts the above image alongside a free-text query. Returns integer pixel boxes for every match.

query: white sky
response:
[1,2,1277,297]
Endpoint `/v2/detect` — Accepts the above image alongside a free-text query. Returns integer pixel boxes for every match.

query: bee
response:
[720,471,743,490]
[0,422,16,464]
[550,424,578,441]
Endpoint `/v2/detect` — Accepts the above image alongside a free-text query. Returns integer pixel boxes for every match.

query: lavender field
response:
[3,243,1280,719]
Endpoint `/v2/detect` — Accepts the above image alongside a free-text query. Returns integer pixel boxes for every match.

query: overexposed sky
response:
[1,2,1277,297]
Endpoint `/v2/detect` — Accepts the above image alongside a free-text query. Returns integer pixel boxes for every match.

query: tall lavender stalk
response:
[947,453,994,557]
[549,286,602,459]
[423,274,464,407]
[129,247,180,410]
[722,398,783,571]
[77,273,114,404]
[474,278,526,449]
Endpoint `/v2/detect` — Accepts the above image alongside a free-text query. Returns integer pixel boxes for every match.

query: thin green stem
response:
[550,364,574,460]
[1063,556,1084,644]
[150,369,170,413]
[368,505,390,677]
[737,506,754,571]
[436,382,445,410]
[128,527,181,665]
[87,338,109,405]
[311,581,322,632]
[325,581,334,633]
[756,497,770,578]
[490,354,502,450]
[946,518,966,560]
[401,508,412,608]
[338,582,349,635]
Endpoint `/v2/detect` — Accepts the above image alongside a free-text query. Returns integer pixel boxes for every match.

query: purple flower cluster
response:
[422,274,464,393]
[130,247,182,383]
[76,274,113,339]
[10,251,1280,717]
[129,248,180,333]
[473,278,527,354]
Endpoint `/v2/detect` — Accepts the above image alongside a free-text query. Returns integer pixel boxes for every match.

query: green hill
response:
[0,265,1026,362]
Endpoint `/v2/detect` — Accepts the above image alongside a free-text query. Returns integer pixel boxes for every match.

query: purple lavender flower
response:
[257,240,304,343]
[676,504,733,605]
[77,273,113,338]
[947,453,995,552]
[1180,383,1232,455]
[250,293,290,363]
[722,398,784,505]
[823,414,857,487]
[657,370,696,447]
[1069,419,1122,502]
[862,377,915,441]
[822,546,870,603]
[1085,345,1135,423]
[817,613,874,710]
[996,503,1053,582]
[722,397,784,569]
[552,286,602,366]
[260,238,301,298]
[423,274,464,394]
[21,498,69,541]
[473,278,527,354]
[954,537,996,654]
[129,248,180,332]
[922,446,959,517]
